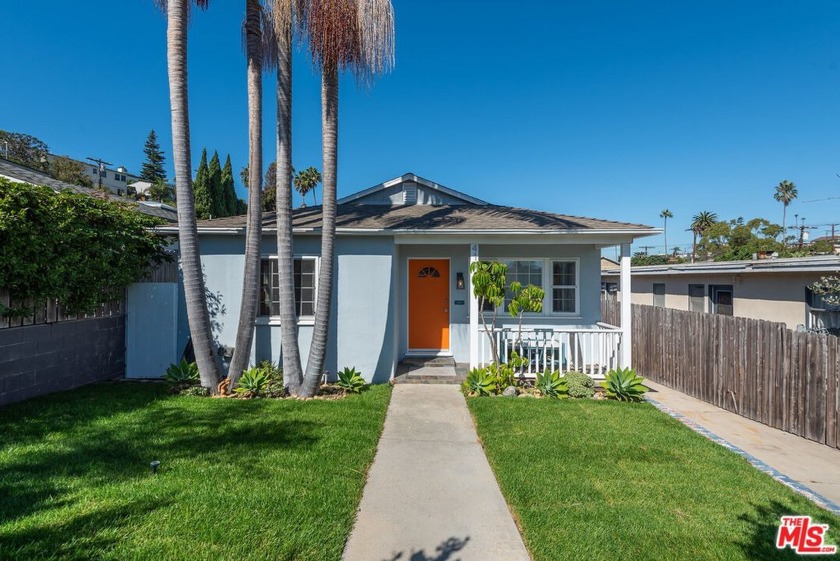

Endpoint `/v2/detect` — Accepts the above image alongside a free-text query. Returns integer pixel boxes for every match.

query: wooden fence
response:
[0,288,124,329]
[602,299,840,450]
[0,260,177,330]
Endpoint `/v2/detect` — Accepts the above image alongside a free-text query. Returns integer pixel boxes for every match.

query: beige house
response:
[601,255,840,331]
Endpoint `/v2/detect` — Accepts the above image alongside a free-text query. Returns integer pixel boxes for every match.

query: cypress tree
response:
[193,148,212,219]
[140,130,167,183]
[221,155,237,216]
[208,151,224,218]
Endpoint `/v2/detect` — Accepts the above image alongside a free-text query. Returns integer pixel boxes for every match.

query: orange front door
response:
[408,259,450,351]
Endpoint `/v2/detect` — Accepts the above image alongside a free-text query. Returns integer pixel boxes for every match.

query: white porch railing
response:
[476,324,622,378]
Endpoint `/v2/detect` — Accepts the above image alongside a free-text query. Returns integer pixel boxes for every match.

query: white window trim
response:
[257,255,319,326]
[497,257,581,317]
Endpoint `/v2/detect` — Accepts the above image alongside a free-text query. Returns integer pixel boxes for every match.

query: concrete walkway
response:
[342,384,531,561]
[646,380,840,510]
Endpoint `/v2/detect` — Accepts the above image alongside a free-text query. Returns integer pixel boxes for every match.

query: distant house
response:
[0,157,177,223]
[45,154,142,196]
[153,173,658,382]
[601,255,840,331]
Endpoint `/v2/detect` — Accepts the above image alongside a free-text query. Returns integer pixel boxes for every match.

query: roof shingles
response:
[188,203,653,232]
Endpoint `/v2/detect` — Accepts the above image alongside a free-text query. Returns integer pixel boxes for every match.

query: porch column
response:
[469,243,479,368]
[620,242,632,368]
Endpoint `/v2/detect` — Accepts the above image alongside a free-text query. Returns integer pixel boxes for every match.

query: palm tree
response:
[157,0,220,393]
[690,211,718,263]
[659,209,672,256]
[294,166,322,207]
[272,0,306,393]
[774,180,798,249]
[228,0,275,388]
[297,0,395,397]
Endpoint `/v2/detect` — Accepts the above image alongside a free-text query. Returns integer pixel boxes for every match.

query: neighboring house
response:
[156,173,657,383]
[601,256,840,331]
[45,154,142,196]
[0,157,177,222]
[600,257,620,300]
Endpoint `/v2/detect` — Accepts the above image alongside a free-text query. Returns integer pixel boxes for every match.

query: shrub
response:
[335,367,366,394]
[565,371,594,399]
[0,179,168,318]
[235,366,270,397]
[179,385,210,397]
[462,368,496,396]
[601,367,648,402]
[164,360,199,384]
[264,379,288,398]
[256,360,282,380]
[535,370,567,398]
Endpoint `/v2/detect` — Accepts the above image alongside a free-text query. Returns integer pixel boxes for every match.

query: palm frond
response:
[355,0,395,85]
[300,0,360,72]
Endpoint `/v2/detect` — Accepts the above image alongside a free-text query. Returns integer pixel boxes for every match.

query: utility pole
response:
[86,156,112,192]
[640,245,655,256]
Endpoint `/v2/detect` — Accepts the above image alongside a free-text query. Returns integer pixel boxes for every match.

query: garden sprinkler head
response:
[150,460,161,475]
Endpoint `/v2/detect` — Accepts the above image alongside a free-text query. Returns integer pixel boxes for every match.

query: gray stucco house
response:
[157,173,657,383]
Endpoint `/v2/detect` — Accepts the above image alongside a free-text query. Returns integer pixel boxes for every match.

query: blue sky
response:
[3,1,840,253]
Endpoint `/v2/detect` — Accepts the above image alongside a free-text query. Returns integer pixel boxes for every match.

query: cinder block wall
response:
[0,316,125,406]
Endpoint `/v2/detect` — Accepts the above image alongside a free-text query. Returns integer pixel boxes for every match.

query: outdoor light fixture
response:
[150,460,161,475]
[456,272,465,290]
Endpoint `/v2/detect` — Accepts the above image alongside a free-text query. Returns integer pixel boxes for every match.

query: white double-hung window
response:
[498,258,579,315]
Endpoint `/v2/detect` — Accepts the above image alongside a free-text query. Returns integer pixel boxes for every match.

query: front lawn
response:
[468,397,840,561]
[0,382,391,560]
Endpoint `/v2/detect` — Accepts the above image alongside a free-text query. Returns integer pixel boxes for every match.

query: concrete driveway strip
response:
[342,384,531,561]
[646,380,840,510]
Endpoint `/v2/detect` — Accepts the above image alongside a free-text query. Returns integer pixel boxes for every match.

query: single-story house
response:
[601,255,840,331]
[153,174,657,383]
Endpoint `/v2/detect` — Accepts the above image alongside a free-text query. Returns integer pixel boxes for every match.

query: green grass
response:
[468,397,840,561]
[0,382,391,560]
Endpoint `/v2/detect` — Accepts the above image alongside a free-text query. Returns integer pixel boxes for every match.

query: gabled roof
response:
[337,173,488,206]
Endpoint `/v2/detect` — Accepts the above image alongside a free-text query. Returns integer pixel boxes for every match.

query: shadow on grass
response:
[0,382,167,446]
[0,497,172,561]
[0,394,320,527]
[382,536,470,561]
[737,500,837,560]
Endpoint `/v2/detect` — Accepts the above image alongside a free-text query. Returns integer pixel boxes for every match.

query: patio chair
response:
[531,328,565,372]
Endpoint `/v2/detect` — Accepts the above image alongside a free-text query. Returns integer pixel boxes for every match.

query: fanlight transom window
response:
[417,267,441,278]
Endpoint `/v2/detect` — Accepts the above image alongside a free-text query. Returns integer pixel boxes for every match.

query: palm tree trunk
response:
[781,205,787,249]
[275,18,304,393]
[300,66,338,397]
[663,217,668,256]
[166,0,220,393]
[312,188,317,206]
[228,0,263,388]
[691,231,697,264]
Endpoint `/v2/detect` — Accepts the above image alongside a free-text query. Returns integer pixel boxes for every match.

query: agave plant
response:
[164,360,199,384]
[235,366,271,397]
[601,367,648,402]
[462,368,496,397]
[336,367,367,394]
[535,370,567,398]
